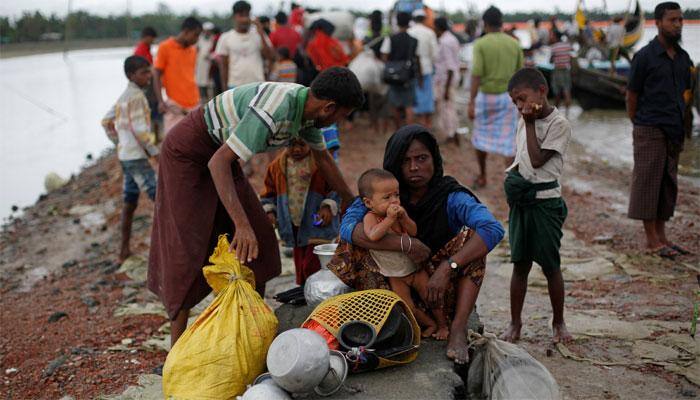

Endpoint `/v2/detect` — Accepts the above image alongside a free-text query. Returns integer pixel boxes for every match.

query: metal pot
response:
[238,380,291,400]
[374,305,403,346]
[267,328,330,394]
[312,243,338,269]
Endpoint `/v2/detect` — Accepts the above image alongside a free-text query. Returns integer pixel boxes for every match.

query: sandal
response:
[653,246,679,260]
[669,244,692,255]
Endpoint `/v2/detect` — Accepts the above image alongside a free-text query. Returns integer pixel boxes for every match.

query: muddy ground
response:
[0,114,698,399]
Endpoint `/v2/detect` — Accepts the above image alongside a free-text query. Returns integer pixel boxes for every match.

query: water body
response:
[1,47,131,219]
[568,25,700,181]
[0,26,698,219]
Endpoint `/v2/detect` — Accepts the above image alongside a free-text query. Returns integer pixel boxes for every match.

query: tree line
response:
[2,4,699,44]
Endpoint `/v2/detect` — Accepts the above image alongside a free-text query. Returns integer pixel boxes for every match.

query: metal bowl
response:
[338,320,377,350]
[267,328,330,394]
[252,372,273,385]
[313,243,338,269]
[314,350,349,397]
[239,380,291,400]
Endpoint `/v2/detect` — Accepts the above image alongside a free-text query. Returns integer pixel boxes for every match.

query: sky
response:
[3,0,697,19]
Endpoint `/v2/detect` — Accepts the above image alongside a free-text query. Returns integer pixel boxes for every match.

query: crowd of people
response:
[99,0,693,367]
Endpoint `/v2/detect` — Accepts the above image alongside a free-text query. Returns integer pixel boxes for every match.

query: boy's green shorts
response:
[508,197,567,274]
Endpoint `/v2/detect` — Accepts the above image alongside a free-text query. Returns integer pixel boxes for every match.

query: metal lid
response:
[313,243,338,256]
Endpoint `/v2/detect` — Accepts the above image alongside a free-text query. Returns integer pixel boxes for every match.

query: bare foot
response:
[446,331,469,364]
[500,322,522,343]
[552,322,573,344]
[421,324,437,338]
[118,249,132,265]
[432,325,450,341]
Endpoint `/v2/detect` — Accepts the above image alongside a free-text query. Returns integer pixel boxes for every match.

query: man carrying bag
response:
[381,11,421,129]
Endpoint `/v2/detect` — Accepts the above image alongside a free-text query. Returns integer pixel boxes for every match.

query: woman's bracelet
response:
[400,234,406,254]
[407,236,413,255]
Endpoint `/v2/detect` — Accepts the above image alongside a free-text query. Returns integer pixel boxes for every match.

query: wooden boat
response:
[570,60,627,110]
[563,0,644,109]
[537,62,627,110]
[576,0,645,49]
[622,1,645,49]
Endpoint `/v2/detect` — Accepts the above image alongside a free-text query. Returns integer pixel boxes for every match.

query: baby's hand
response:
[316,206,333,227]
[395,206,407,219]
[387,205,401,219]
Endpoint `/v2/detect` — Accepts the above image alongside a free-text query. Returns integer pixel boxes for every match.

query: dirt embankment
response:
[0,117,698,398]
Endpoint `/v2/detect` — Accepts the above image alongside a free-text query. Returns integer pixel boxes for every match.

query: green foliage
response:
[1,7,699,44]
[0,8,229,43]
[446,8,700,23]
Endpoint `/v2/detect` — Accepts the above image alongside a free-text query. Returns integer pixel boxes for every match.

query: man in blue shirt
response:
[625,1,693,259]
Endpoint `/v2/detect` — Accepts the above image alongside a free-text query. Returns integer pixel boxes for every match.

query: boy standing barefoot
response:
[502,68,573,344]
[102,56,159,264]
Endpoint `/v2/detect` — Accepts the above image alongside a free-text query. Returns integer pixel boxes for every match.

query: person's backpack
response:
[382,36,417,86]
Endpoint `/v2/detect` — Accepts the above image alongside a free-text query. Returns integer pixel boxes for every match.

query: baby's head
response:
[288,137,311,160]
[358,169,401,216]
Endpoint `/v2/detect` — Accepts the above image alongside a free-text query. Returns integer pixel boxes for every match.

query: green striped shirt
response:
[203,82,325,161]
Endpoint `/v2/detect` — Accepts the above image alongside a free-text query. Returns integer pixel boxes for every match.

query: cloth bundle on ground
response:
[305,12,355,41]
[162,235,278,398]
[467,331,561,400]
[349,48,387,95]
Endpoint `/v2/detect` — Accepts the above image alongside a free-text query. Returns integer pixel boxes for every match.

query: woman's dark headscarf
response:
[309,18,335,36]
[383,124,477,252]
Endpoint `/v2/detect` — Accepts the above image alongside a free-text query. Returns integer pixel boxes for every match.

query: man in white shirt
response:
[196,21,216,103]
[216,0,274,89]
[606,15,629,75]
[407,8,438,128]
[434,17,461,144]
[606,16,625,48]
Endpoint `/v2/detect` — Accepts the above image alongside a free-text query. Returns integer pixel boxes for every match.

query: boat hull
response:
[537,63,627,110]
[571,63,627,110]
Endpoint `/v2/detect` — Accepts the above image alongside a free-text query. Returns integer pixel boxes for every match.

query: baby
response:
[358,169,449,339]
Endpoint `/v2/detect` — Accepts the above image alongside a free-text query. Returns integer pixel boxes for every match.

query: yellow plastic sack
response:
[163,235,278,399]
